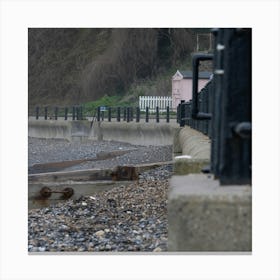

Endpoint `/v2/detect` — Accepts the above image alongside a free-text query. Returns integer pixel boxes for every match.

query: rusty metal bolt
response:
[62,187,74,199]
[40,187,52,198]
[39,187,74,199]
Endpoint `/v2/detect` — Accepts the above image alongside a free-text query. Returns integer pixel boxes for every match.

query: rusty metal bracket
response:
[40,187,74,199]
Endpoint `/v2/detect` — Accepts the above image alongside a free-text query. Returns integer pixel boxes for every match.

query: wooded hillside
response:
[28,28,210,107]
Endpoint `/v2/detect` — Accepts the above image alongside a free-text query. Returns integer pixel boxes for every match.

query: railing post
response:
[64,107,68,120]
[44,107,48,120]
[177,104,180,123]
[72,106,75,120]
[166,106,170,123]
[35,107,39,120]
[156,106,159,123]
[76,106,80,120]
[108,107,111,122]
[127,107,130,123]
[145,107,149,122]
[179,100,185,127]
[97,106,101,121]
[123,107,127,121]
[80,106,83,120]
[117,107,121,122]
[191,53,213,120]
[76,106,78,120]
[130,107,133,121]
[136,107,140,122]
[54,107,58,120]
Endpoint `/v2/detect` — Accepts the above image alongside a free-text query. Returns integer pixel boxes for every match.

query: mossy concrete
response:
[174,158,210,175]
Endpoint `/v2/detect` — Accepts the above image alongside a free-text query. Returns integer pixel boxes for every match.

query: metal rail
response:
[178,28,252,185]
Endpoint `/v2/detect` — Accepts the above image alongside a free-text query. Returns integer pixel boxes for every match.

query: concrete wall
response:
[28,120,72,141]
[173,126,211,175]
[91,122,179,146]
[177,126,210,158]
[168,174,252,252]
[28,119,179,146]
[168,125,252,252]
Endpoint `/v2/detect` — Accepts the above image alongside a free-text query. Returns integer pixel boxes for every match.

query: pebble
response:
[153,247,162,252]
[95,230,105,237]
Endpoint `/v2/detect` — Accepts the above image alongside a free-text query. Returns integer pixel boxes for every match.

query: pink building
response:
[172,70,211,109]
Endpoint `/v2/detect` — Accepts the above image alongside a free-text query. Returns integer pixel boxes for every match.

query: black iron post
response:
[126,107,130,123]
[108,107,111,122]
[123,107,127,121]
[179,100,185,127]
[80,106,83,120]
[76,106,80,120]
[177,104,180,123]
[97,106,101,121]
[145,107,149,122]
[166,106,170,123]
[215,28,251,185]
[64,107,68,120]
[35,107,39,120]
[72,106,75,120]
[44,107,48,120]
[117,107,121,122]
[191,53,213,120]
[136,107,140,122]
[54,107,58,120]
[156,106,159,123]
[130,107,133,121]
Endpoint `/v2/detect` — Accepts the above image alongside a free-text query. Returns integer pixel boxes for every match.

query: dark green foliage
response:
[28,28,208,107]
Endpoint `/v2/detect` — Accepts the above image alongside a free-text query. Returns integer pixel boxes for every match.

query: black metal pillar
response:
[145,107,149,122]
[64,107,68,120]
[44,107,48,120]
[117,107,121,122]
[156,106,159,123]
[136,107,140,122]
[35,107,39,120]
[54,107,58,120]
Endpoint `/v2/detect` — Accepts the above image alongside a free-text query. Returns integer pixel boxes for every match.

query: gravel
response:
[28,137,173,252]
[28,137,173,173]
[28,137,139,167]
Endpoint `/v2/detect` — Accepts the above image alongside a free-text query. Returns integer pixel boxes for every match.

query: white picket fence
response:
[139,96,172,112]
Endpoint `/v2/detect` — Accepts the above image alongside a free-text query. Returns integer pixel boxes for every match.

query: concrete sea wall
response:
[28,119,179,146]
[91,122,178,146]
[173,126,211,175]
[168,126,252,252]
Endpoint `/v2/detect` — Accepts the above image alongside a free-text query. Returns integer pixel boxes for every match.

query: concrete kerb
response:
[173,126,210,174]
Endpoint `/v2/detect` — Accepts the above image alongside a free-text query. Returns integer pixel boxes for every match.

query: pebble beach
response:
[28,137,173,252]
